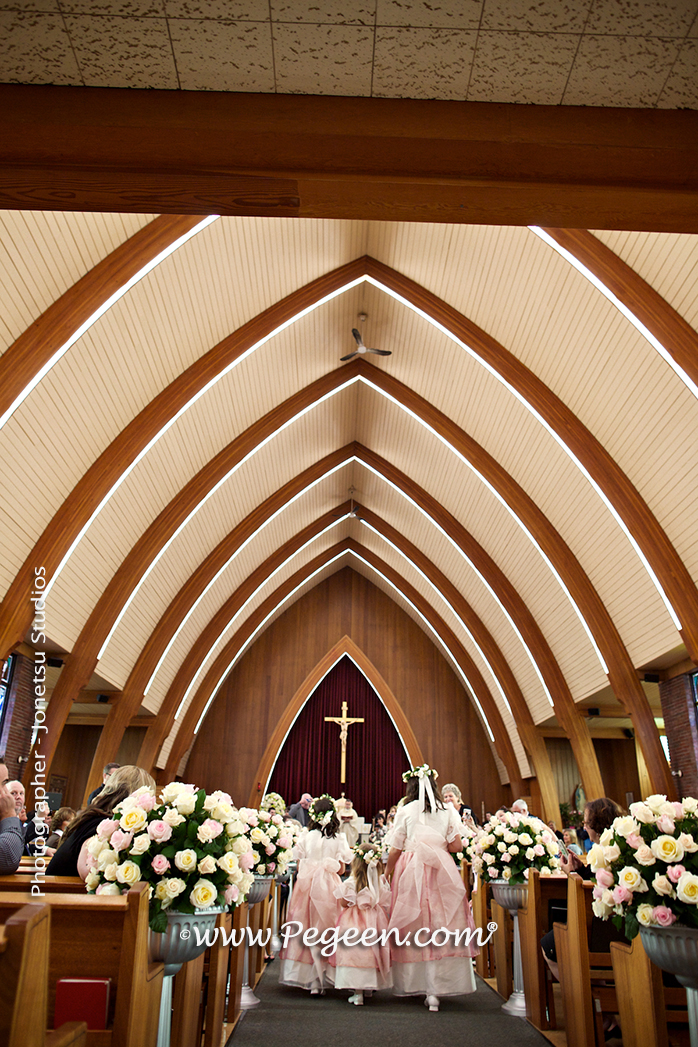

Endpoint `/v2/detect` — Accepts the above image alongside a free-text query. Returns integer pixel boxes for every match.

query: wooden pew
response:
[553,874,618,1047]
[471,877,494,979]
[0,884,164,1047]
[0,875,86,894]
[611,934,688,1047]
[518,870,567,1029]
[225,905,246,1028]
[490,898,513,1000]
[0,901,87,1047]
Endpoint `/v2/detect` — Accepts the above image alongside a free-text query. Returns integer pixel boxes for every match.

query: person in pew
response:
[0,759,23,873]
[46,806,76,851]
[87,762,120,805]
[541,796,625,981]
[562,828,583,856]
[47,765,155,878]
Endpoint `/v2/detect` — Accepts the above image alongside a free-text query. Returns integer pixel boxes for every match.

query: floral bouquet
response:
[84,782,256,932]
[467,810,561,884]
[260,791,286,815]
[237,806,294,878]
[452,820,480,869]
[589,793,698,937]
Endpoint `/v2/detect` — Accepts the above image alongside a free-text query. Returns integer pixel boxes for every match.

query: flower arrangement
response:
[452,820,480,869]
[354,844,381,866]
[237,806,294,878]
[467,810,561,884]
[308,794,336,827]
[260,791,286,815]
[402,764,437,783]
[589,793,698,937]
[84,782,256,932]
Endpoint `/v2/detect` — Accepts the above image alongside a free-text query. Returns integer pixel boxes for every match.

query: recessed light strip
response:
[0,215,221,433]
[365,274,682,633]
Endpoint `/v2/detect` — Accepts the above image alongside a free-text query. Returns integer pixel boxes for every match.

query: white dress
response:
[388,800,478,997]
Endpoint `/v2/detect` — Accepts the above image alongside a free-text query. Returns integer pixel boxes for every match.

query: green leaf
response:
[150,910,168,934]
[624,912,639,940]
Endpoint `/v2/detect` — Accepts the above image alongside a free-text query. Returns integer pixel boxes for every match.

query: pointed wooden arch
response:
[248,635,424,808]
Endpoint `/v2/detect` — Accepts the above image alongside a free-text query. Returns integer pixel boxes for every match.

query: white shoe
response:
[425,995,440,1012]
[348,993,364,1006]
[310,988,325,996]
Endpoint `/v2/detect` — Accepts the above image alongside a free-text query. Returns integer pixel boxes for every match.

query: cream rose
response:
[85,870,101,891]
[652,874,674,897]
[97,848,119,871]
[116,860,142,885]
[119,807,147,833]
[604,843,621,863]
[213,802,235,824]
[226,818,246,837]
[592,897,613,919]
[190,879,217,909]
[130,833,150,855]
[231,836,250,856]
[97,883,121,896]
[250,827,265,844]
[650,835,684,863]
[677,872,698,905]
[636,903,656,926]
[599,827,615,847]
[629,802,655,825]
[679,833,698,853]
[162,808,186,828]
[519,833,533,846]
[645,795,668,814]
[174,849,198,873]
[218,851,239,876]
[683,797,698,814]
[635,844,656,866]
[617,866,648,893]
[613,816,640,838]
[198,855,217,875]
[588,844,607,872]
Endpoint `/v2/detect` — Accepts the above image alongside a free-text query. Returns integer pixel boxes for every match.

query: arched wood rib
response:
[81,446,358,800]
[363,257,698,664]
[0,214,206,429]
[0,257,368,660]
[35,361,667,799]
[162,538,524,792]
[248,634,425,809]
[541,228,698,394]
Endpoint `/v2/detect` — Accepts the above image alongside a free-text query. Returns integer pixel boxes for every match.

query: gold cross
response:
[324,700,364,783]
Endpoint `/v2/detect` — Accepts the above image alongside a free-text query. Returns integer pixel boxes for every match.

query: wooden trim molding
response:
[1,86,698,230]
[162,538,525,791]
[541,227,698,395]
[247,634,424,808]
[0,214,206,429]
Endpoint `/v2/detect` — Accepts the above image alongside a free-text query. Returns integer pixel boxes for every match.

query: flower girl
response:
[330,842,393,1005]
[279,795,353,994]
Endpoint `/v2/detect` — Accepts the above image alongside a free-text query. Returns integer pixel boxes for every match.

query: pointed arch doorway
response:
[262,640,418,820]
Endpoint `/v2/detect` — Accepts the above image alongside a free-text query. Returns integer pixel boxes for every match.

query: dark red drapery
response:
[268,656,409,820]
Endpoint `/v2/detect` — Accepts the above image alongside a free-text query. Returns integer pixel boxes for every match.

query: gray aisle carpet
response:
[229,962,551,1047]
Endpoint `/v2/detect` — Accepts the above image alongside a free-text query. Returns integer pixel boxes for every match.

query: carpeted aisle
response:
[230,962,552,1047]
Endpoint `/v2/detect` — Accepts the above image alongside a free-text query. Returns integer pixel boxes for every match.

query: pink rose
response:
[612,885,631,905]
[533,844,545,857]
[593,885,605,900]
[86,855,97,871]
[110,830,134,852]
[626,833,643,849]
[151,854,171,875]
[136,793,157,811]
[239,851,255,872]
[245,811,259,827]
[265,844,275,856]
[97,819,119,839]
[197,818,224,843]
[596,868,614,888]
[224,884,240,905]
[259,811,271,823]
[653,906,677,927]
[523,868,530,880]
[272,815,283,826]
[672,802,685,819]
[147,820,173,844]
[278,836,291,849]
[667,864,686,884]
[267,862,276,873]
[501,852,511,863]
[657,815,675,834]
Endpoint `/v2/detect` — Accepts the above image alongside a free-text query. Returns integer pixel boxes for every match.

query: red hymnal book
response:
[54,978,111,1030]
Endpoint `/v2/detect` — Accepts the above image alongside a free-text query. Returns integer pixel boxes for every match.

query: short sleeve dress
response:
[328,872,392,992]
[388,799,478,997]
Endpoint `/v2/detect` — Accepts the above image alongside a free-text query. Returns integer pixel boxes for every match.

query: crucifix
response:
[324,700,364,783]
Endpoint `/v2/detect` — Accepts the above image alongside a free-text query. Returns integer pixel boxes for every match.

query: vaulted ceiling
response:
[1,0,696,794]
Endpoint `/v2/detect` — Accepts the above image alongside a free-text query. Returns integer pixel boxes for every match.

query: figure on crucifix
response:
[324,700,364,784]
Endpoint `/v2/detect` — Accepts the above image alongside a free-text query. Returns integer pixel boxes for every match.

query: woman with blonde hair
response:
[47,765,155,878]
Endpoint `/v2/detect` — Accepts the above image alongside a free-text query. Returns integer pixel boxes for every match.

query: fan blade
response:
[340,350,360,362]
[351,328,365,347]
[366,348,392,356]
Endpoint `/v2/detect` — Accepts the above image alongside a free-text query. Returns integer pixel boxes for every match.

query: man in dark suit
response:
[287,793,313,826]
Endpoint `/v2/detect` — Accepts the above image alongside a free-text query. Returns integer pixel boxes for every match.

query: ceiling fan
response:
[340,313,391,362]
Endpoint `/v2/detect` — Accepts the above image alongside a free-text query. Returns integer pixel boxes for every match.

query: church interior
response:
[0,1,697,1044]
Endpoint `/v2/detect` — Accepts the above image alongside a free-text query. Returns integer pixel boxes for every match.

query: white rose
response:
[502,867,512,880]
[256,864,266,876]
[519,833,533,846]
[526,847,536,861]
[497,842,506,853]
[213,802,235,823]
[231,837,250,856]
[588,844,608,872]
[504,832,517,844]
[218,852,239,876]
[85,871,101,891]
[116,860,142,885]
[677,872,698,906]
[98,883,121,896]
[540,867,551,876]
[592,897,613,919]
[629,802,655,825]
[652,874,675,897]
[240,872,254,894]
[266,824,278,839]
[618,866,648,893]
[636,903,656,926]
[190,879,218,909]
[162,808,186,828]
[613,816,640,839]
[198,855,217,875]
[229,866,243,885]
[483,853,495,865]
[130,833,150,855]
[659,802,677,820]
[160,782,185,803]
[679,833,698,853]
[119,808,147,833]
[509,845,519,855]
[226,818,246,837]
[250,827,265,844]
[494,825,505,837]
[103,862,119,882]
[599,828,615,847]
[604,843,621,863]
[174,849,198,873]
[650,835,684,863]
[87,835,108,857]
[682,797,698,814]
[635,844,656,866]
[97,848,119,871]
[645,795,668,815]
[176,794,197,816]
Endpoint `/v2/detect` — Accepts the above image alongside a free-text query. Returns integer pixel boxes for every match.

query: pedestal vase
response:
[490,881,528,1018]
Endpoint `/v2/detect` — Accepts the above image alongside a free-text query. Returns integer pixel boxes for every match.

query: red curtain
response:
[269,656,409,821]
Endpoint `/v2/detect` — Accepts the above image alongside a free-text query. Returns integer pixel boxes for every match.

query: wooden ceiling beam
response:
[1,86,698,231]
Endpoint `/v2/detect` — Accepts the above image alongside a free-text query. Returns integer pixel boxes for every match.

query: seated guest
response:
[87,762,120,805]
[562,828,583,855]
[0,760,23,873]
[46,806,76,850]
[47,766,155,878]
[442,783,472,821]
[287,793,313,827]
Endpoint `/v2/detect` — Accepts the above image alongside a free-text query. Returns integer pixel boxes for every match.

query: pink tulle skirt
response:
[329,888,392,991]
[279,857,345,990]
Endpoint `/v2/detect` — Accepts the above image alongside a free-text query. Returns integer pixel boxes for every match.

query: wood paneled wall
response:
[593,739,642,808]
[51,724,102,809]
[186,567,509,815]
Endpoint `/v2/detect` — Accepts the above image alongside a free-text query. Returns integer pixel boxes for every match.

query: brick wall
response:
[659,672,698,800]
[0,652,34,782]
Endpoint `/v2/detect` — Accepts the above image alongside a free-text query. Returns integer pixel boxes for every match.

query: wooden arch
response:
[248,635,424,809]
[162,537,525,794]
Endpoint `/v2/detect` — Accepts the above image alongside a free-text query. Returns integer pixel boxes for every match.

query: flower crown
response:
[309,794,336,826]
[353,844,381,866]
[402,763,438,784]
